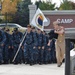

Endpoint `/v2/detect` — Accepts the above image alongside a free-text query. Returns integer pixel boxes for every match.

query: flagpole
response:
[12,31,27,62]
[43,22,44,31]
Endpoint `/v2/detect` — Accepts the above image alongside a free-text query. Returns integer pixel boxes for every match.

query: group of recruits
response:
[0,25,57,66]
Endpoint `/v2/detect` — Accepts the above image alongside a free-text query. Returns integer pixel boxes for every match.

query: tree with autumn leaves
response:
[1,0,19,14]
[0,0,20,23]
[0,0,32,26]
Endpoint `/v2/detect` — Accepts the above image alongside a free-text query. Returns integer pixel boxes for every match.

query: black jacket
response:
[48,30,58,40]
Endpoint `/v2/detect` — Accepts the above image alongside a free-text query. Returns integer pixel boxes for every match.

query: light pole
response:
[5,12,7,25]
[65,39,70,75]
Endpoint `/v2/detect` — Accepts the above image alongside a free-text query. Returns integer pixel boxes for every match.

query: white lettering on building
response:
[57,19,73,24]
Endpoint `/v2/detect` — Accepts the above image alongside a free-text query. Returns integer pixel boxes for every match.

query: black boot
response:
[30,61,34,66]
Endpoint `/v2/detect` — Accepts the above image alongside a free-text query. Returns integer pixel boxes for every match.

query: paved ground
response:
[0,63,65,75]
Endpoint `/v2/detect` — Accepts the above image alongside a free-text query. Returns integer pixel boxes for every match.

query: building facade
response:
[29,5,75,39]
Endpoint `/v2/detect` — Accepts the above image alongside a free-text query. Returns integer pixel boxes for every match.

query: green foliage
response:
[12,0,32,27]
[35,1,55,10]
[0,18,2,23]
[35,0,42,8]
[59,1,75,10]
[69,1,75,9]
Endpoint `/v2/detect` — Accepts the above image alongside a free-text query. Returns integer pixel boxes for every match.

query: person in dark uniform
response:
[70,42,74,50]
[24,25,37,66]
[42,31,48,64]
[31,27,38,64]
[0,29,6,64]
[37,29,46,64]
[50,38,56,63]
[3,29,12,64]
[12,28,23,64]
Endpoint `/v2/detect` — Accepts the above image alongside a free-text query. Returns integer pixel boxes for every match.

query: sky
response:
[31,0,75,7]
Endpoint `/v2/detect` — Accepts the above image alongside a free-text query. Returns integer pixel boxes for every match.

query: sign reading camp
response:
[44,14,75,29]
[57,19,73,24]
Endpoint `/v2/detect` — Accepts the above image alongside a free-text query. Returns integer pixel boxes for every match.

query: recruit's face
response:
[32,29,35,32]
[37,29,41,34]
[42,31,45,35]
[27,27,32,32]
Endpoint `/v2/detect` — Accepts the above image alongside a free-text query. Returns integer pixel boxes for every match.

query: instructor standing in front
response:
[53,21,65,67]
